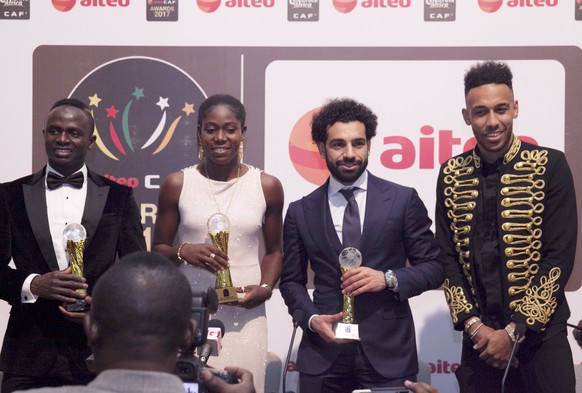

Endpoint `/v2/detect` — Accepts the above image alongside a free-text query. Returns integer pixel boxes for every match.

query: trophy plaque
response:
[335,247,362,340]
[63,223,90,312]
[207,213,238,304]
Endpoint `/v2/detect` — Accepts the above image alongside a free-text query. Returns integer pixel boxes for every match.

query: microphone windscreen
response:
[209,319,226,336]
[292,309,304,325]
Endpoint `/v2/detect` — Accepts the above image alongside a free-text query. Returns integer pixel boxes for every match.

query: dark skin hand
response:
[235,285,272,309]
[30,266,90,324]
[59,296,92,324]
[30,266,87,303]
[469,322,518,369]
[574,319,582,348]
[201,366,256,393]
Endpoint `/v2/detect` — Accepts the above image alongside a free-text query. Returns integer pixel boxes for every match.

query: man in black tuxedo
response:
[280,98,444,393]
[0,98,146,392]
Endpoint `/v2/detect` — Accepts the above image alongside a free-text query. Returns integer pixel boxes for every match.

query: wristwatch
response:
[384,270,398,291]
[505,323,525,344]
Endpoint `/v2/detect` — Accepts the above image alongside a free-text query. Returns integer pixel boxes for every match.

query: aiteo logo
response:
[52,0,130,12]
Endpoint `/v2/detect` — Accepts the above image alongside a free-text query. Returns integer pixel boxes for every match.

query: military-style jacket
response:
[435,138,577,339]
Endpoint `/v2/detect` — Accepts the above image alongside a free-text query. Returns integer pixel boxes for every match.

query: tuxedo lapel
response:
[303,181,343,262]
[360,174,395,253]
[23,169,60,271]
[82,171,109,246]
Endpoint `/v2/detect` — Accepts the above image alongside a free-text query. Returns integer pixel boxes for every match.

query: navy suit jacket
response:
[280,172,444,378]
[0,168,146,377]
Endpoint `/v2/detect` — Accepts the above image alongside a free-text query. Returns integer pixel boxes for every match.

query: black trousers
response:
[299,342,415,393]
[1,353,94,393]
[455,330,575,393]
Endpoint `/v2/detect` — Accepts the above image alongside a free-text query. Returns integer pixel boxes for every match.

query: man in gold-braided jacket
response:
[435,61,577,393]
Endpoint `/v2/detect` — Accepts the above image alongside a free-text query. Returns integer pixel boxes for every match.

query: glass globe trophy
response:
[335,247,362,340]
[63,223,90,312]
[207,213,238,304]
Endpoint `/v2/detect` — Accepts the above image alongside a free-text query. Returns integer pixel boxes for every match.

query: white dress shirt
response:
[21,165,88,303]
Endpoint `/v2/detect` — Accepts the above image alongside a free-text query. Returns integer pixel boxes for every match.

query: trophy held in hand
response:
[207,213,238,304]
[335,247,362,340]
[63,223,90,312]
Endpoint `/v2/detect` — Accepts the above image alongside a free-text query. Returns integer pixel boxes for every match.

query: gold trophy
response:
[63,223,90,312]
[207,213,238,304]
[335,247,362,340]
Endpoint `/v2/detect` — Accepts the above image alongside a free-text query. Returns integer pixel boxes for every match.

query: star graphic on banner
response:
[156,97,170,111]
[88,93,102,107]
[132,87,145,101]
[182,102,195,116]
[106,105,119,119]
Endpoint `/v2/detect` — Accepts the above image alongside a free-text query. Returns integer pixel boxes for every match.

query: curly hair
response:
[464,61,513,96]
[311,98,377,144]
[197,94,246,127]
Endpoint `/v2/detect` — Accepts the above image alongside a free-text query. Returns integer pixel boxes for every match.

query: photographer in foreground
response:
[17,251,255,393]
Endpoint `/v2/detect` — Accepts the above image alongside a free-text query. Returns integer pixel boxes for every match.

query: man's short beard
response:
[326,156,368,185]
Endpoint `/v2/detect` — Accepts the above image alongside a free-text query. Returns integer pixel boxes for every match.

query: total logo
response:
[197,0,274,13]
[478,0,557,13]
[52,0,129,12]
[333,0,410,13]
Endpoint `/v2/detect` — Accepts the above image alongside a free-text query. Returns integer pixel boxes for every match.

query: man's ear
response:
[84,313,99,347]
[513,100,519,119]
[317,142,325,159]
[180,319,197,351]
[462,108,471,126]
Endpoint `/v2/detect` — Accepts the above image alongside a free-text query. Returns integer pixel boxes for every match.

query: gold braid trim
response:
[503,136,521,164]
[471,135,521,168]
[512,267,561,327]
[443,279,473,324]
[500,149,547,299]
[443,156,479,299]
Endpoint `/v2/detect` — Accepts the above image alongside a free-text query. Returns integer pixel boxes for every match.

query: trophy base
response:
[66,299,90,313]
[334,322,360,340]
[216,287,239,304]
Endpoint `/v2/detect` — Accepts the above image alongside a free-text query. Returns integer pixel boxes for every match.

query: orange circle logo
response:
[478,0,503,13]
[197,0,221,13]
[289,108,329,186]
[333,0,358,13]
[52,0,76,12]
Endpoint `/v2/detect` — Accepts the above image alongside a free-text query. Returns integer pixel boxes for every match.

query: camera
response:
[176,351,238,393]
[175,285,237,392]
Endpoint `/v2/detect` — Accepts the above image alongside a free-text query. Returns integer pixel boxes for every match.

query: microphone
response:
[283,309,304,393]
[501,323,526,393]
[199,319,225,364]
[567,322,581,330]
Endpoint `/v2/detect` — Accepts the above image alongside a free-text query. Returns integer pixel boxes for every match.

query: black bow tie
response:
[46,171,84,190]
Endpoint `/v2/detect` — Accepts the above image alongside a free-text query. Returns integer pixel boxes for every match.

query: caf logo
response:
[69,56,206,187]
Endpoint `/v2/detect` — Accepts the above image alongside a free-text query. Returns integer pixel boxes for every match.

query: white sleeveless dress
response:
[177,164,267,393]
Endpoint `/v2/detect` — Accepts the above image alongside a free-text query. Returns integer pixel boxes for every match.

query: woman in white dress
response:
[153,94,284,393]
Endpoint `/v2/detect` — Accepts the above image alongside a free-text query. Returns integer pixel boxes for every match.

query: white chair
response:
[575,363,582,393]
[265,351,282,393]
[417,360,431,385]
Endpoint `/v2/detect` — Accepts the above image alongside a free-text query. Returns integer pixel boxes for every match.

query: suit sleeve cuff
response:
[21,274,40,303]
[308,314,319,332]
